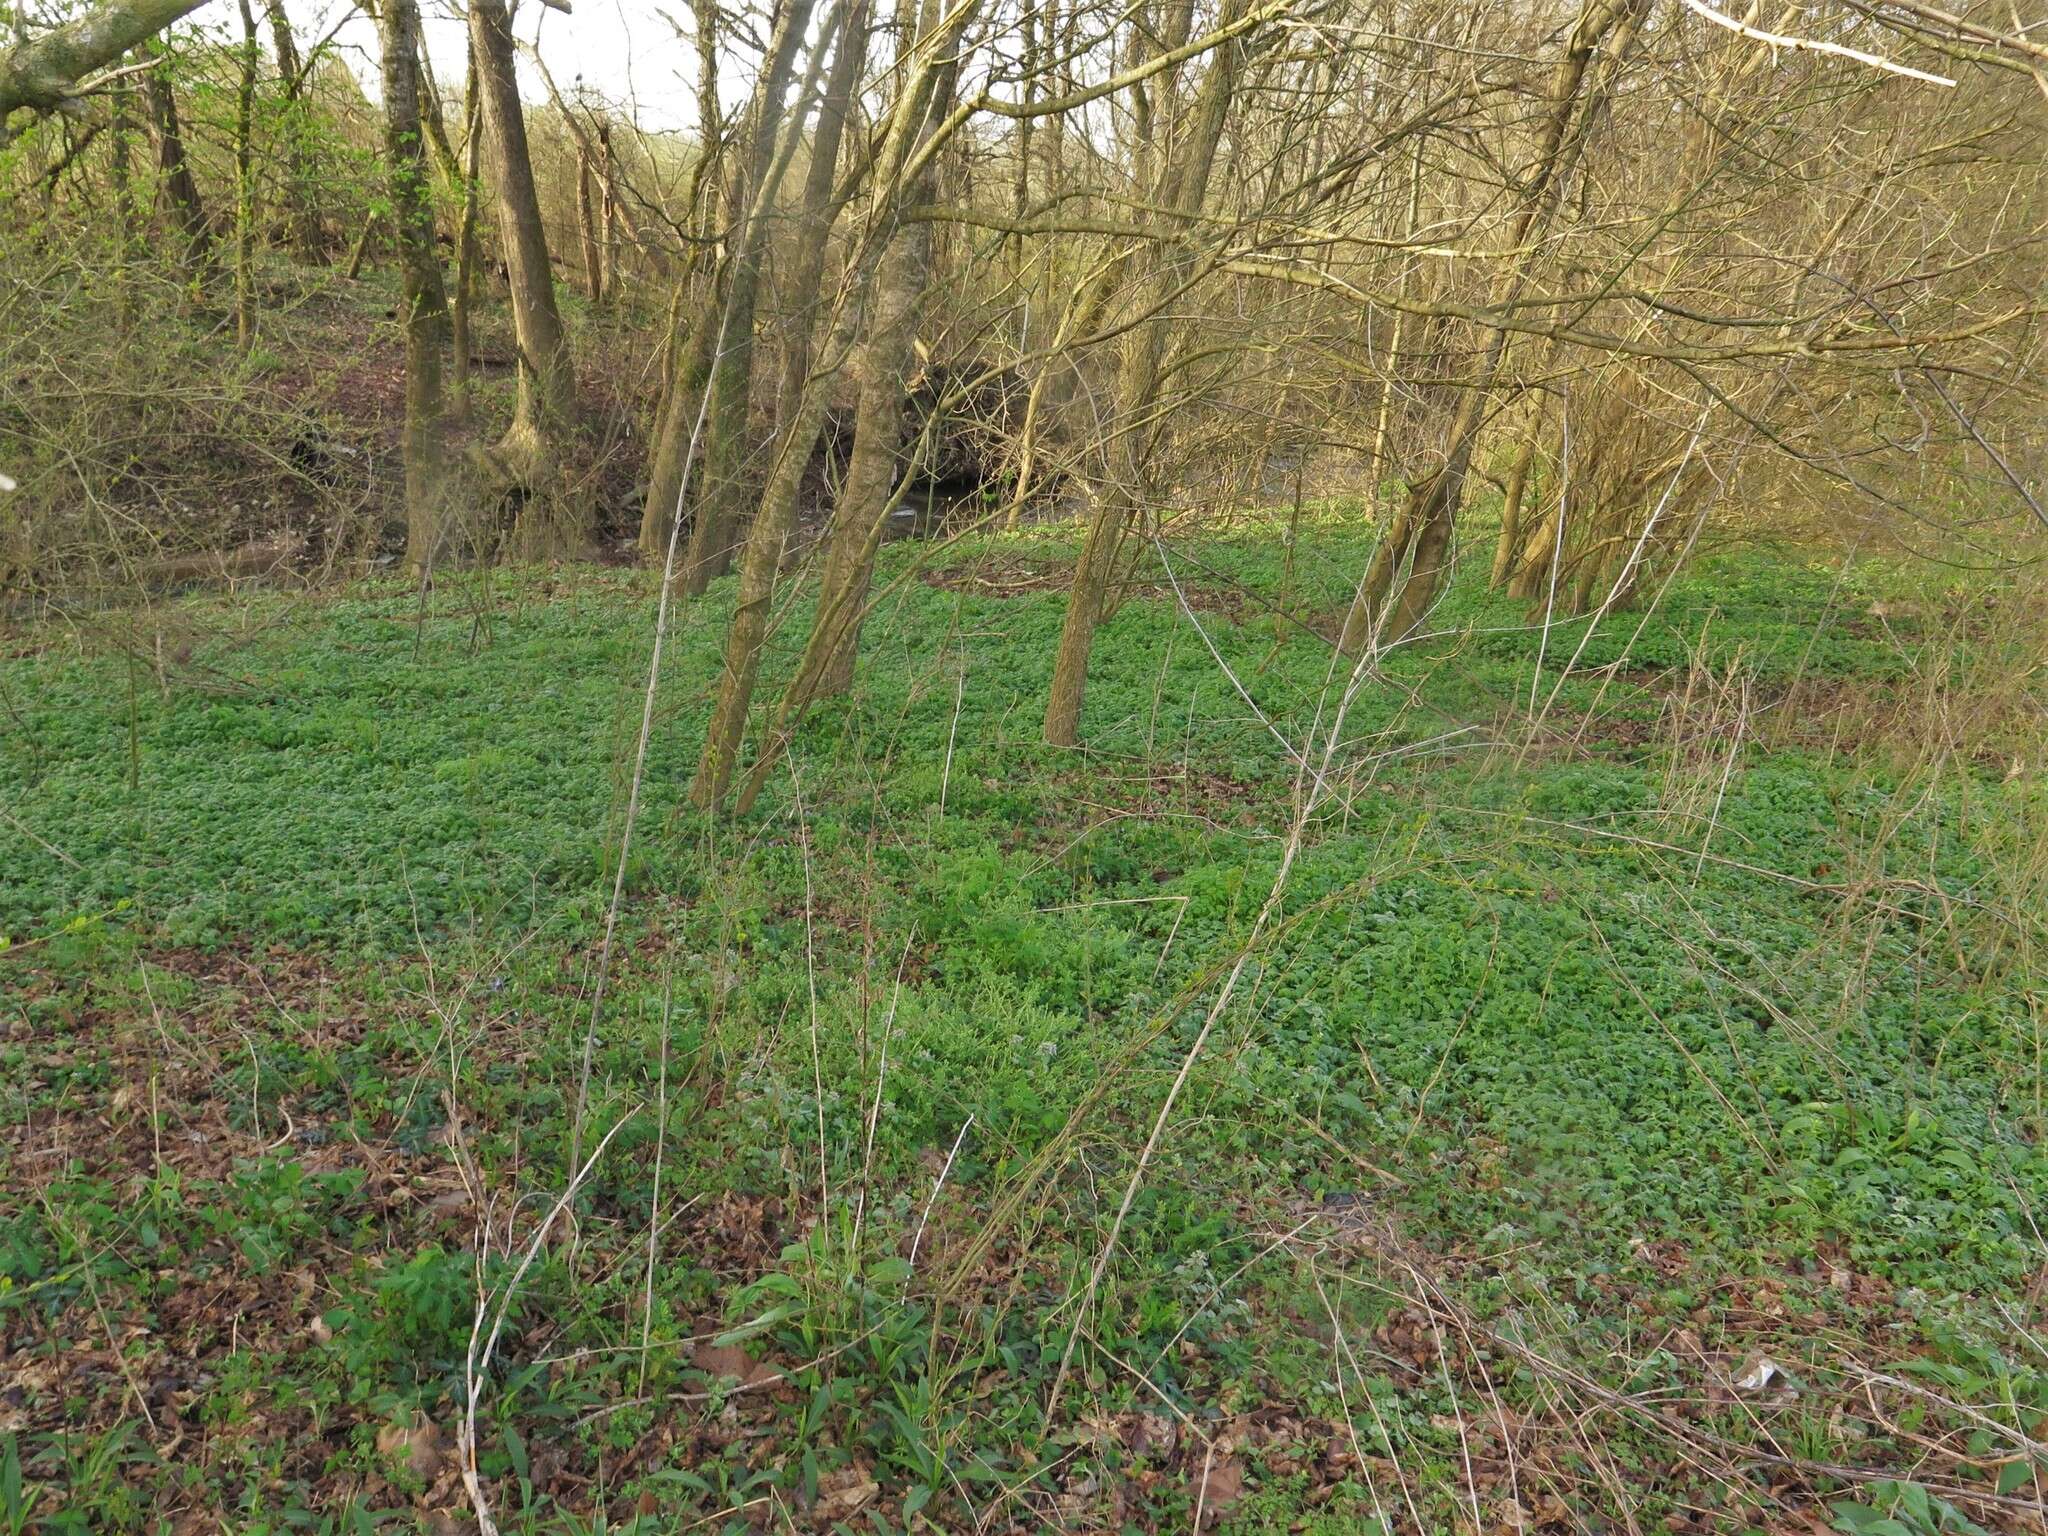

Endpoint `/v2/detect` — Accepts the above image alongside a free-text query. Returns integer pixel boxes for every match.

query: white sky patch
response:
[181,0,744,133]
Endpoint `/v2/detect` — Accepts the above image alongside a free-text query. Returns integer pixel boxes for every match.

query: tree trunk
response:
[261,0,323,262]
[806,217,931,695]
[636,0,728,561]
[598,118,621,299]
[782,0,978,687]
[232,0,258,349]
[0,0,206,121]
[1043,0,1253,747]
[680,0,819,595]
[1510,492,1564,604]
[576,145,604,305]
[469,0,572,486]
[109,83,138,324]
[730,0,988,814]
[1491,424,1543,589]
[142,48,209,278]
[1338,0,1649,650]
[344,213,379,278]
[380,0,450,574]
[640,312,720,557]
[450,43,482,409]
[691,0,872,809]
[1367,139,1423,514]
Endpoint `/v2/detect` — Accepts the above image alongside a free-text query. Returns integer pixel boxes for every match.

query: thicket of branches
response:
[1,0,2042,762]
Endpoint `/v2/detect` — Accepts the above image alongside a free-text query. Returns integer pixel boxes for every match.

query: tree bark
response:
[469,0,572,486]
[804,216,931,695]
[344,213,379,279]
[1338,0,1648,652]
[380,0,451,574]
[259,0,324,262]
[109,83,138,323]
[691,0,872,808]
[142,47,210,279]
[782,0,978,692]
[636,0,729,560]
[576,144,605,305]
[1490,426,1541,589]
[450,43,483,409]
[232,0,258,349]
[0,0,206,123]
[1043,0,1254,747]
[729,0,988,814]
[597,118,621,299]
[640,312,720,556]
[680,0,819,595]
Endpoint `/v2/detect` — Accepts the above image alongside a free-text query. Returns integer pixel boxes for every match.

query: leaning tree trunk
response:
[636,0,729,560]
[803,217,932,697]
[1043,0,1254,748]
[691,0,872,809]
[728,0,987,815]
[772,0,981,702]
[380,0,450,574]
[679,0,818,595]
[469,0,573,493]
[0,0,207,122]
[1338,0,1648,652]
[640,310,720,556]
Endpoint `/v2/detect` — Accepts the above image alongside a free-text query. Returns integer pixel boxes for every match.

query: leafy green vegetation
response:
[2,521,2043,1533]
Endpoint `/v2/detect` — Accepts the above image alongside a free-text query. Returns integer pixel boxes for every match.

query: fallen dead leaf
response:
[376,1418,452,1485]
[691,1342,780,1388]
[1193,1452,1243,1527]
[814,1468,879,1522]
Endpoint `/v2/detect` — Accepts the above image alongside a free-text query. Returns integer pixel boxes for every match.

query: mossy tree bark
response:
[692,0,872,809]
[0,0,206,124]
[380,0,451,574]
[469,0,573,493]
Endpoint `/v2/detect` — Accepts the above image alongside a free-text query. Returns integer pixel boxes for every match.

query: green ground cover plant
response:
[2,520,2043,1534]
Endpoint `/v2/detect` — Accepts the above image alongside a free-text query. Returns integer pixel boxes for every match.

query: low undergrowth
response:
[2,519,2044,1534]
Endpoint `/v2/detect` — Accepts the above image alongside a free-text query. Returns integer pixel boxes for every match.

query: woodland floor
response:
[1,520,2045,1535]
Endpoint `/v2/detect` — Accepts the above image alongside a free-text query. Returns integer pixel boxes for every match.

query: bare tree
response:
[381,0,453,573]
[692,0,874,807]
[679,0,822,595]
[1043,0,1265,746]
[469,0,574,493]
